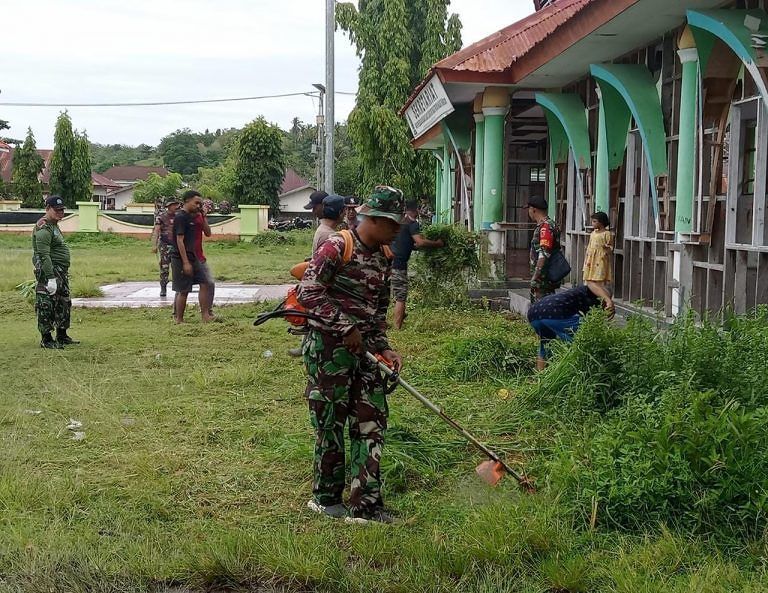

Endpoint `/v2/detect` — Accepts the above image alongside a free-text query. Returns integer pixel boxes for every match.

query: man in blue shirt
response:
[390,200,443,329]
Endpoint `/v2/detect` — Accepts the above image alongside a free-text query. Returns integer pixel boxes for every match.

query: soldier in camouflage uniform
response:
[151,197,181,297]
[32,196,79,349]
[527,195,563,303]
[297,186,404,524]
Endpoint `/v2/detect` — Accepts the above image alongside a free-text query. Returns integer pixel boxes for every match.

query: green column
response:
[76,201,99,233]
[595,89,610,214]
[481,107,508,229]
[239,205,269,240]
[473,114,485,232]
[547,149,557,220]
[675,47,699,234]
[434,153,442,223]
[441,143,454,223]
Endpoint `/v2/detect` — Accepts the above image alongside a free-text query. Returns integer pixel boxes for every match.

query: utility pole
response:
[324,0,335,194]
[312,83,325,191]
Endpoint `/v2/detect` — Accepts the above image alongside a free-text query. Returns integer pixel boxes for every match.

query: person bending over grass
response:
[527,281,614,371]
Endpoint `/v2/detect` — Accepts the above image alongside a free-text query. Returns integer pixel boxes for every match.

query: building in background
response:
[277,169,317,219]
[403,0,768,319]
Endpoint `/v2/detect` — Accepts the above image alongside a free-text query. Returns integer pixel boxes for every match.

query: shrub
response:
[533,308,768,536]
[444,335,536,382]
[410,224,480,308]
[251,231,295,247]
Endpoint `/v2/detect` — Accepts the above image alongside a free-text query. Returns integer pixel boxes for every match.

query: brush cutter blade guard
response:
[476,460,506,487]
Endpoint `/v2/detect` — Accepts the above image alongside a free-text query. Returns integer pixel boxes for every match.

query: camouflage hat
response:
[164,196,182,207]
[358,185,404,223]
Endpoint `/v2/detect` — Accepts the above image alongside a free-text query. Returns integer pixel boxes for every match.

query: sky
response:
[0,1,534,148]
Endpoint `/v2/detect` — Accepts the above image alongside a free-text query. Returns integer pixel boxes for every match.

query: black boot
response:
[160,282,167,297]
[41,333,62,349]
[56,330,80,345]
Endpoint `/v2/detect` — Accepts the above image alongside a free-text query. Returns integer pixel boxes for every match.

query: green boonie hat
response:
[358,185,404,223]
[164,196,182,207]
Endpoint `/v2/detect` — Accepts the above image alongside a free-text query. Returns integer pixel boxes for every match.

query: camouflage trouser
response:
[530,268,560,303]
[302,329,388,514]
[158,243,171,288]
[34,267,71,336]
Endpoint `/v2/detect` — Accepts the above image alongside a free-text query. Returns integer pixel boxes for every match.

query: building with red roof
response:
[0,147,121,208]
[277,168,317,218]
[403,0,767,319]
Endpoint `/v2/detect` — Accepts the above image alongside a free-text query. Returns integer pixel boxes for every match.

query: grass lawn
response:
[0,233,766,592]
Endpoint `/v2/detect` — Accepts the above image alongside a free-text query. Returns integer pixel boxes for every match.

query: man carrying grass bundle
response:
[297,186,404,524]
[391,200,444,330]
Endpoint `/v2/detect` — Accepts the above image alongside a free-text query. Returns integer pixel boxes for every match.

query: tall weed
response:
[532,308,768,536]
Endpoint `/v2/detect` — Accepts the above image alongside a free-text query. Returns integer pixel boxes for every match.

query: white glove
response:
[46,278,58,295]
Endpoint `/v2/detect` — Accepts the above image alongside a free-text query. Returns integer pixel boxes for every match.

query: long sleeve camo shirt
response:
[32,218,71,280]
[297,230,391,353]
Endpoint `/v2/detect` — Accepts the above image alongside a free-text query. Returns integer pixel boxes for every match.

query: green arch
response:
[687,9,768,106]
[535,93,591,169]
[590,63,668,225]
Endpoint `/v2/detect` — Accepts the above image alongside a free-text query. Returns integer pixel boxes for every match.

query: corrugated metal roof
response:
[279,168,312,195]
[436,0,595,74]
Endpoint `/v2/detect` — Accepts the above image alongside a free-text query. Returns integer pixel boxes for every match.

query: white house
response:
[278,169,316,219]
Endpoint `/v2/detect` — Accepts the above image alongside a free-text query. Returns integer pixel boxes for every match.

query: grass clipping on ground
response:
[1,235,768,592]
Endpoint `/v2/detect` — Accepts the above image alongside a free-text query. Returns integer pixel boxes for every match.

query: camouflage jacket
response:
[297,230,391,353]
[154,210,176,246]
[32,218,70,279]
[530,216,561,269]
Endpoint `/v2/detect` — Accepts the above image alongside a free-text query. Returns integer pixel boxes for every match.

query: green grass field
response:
[0,233,766,592]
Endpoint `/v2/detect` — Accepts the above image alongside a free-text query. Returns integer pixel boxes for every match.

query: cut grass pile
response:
[0,235,767,592]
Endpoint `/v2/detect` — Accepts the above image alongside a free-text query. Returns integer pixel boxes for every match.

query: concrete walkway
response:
[72,282,293,308]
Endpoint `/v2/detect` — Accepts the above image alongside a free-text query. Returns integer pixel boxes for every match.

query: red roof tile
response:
[435,0,594,74]
[280,168,312,195]
[101,165,169,182]
[0,149,52,184]
[91,171,121,188]
[0,148,124,188]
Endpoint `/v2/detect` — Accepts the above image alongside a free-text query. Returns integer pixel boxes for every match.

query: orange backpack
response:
[284,230,393,326]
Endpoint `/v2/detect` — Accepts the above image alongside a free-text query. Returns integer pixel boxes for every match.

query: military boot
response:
[56,330,80,345]
[40,333,63,349]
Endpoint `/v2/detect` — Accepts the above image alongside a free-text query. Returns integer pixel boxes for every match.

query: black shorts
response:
[171,254,208,293]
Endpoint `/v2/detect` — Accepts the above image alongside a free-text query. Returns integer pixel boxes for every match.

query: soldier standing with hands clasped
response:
[32,196,79,349]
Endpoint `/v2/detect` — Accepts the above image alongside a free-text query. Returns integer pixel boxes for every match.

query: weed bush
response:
[445,335,536,382]
[532,308,768,535]
[410,224,480,308]
[250,231,296,246]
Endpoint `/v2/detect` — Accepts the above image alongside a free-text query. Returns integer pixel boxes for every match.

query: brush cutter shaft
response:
[366,353,525,484]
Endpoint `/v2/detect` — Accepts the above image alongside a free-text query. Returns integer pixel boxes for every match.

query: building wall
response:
[545,20,768,319]
[279,187,314,218]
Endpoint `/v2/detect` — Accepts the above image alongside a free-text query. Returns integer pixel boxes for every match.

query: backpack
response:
[283,229,392,327]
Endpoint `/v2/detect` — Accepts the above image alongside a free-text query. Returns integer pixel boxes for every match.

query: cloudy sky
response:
[0,1,534,148]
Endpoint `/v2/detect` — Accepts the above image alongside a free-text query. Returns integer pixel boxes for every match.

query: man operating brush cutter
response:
[296,186,405,525]
[254,304,534,495]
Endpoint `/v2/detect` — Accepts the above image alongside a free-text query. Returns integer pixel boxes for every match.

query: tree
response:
[232,117,285,213]
[72,131,93,203]
[49,111,79,207]
[132,172,184,204]
[11,128,45,207]
[158,129,204,175]
[337,0,462,198]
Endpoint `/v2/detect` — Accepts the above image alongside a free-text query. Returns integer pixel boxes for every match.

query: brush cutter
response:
[367,352,534,492]
[254,307,534,492]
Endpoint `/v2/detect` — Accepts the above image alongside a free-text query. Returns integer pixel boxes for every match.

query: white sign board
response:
[404,75,455,139]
